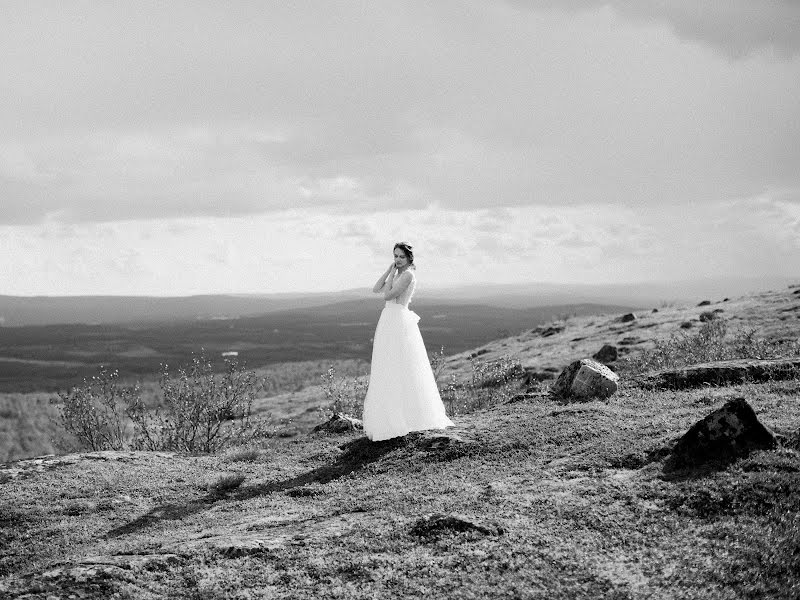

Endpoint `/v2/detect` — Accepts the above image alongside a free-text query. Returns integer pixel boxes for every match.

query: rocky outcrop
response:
[592,344,618,363]
[534,324,565,337]
[409,513,503,538]
[640,358,800,390]
[0,451,174,482]
[551,359,619,401]
[668,397,777,469]
[313,413,363,433]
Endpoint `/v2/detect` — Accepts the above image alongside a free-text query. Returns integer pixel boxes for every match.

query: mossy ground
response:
[2,377,799,599]
[2,286,799,598]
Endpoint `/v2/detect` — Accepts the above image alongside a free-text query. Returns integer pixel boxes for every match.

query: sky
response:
[0,1,798,296]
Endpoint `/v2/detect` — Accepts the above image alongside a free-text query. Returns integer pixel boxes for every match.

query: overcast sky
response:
[1,1,798,295]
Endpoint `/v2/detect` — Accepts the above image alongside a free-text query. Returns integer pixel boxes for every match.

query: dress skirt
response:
[362,302,454,441]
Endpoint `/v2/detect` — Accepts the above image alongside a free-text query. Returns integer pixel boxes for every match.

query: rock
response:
[313,413,363,433]
[618,336,641,346]
[652,308,659,313]
[468,348,490,358]
[619,313,637,323]
[698,300,711,306]
[409,513,502,538]
[699,311,717,322]
[679,321,693,329]
[592,344,618,363]
[669,397,777,468]
[551,358,619,401]
[640,358,800,390]
[712,308,725,313]
[536,324,564,337]
[723,297,730,301]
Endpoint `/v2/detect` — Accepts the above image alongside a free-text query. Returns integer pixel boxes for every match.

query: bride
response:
[362,242,454,441]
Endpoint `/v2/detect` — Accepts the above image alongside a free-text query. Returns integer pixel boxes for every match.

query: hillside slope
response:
[1,285,799,598]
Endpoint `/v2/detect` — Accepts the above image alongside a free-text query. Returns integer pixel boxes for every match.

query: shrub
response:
[620,320,800,375]
[222,446,261,463]
[129,353,269,453]
[207,472,246,494]
[440,355,524,416]
[50,366,136,451]
[320,365,366,419]
[53,352,269,454]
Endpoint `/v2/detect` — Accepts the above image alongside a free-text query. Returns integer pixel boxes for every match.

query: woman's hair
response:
[393,241,415,269]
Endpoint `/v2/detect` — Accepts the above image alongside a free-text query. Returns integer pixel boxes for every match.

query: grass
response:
[2,376,799,598]
[619,318,800,375]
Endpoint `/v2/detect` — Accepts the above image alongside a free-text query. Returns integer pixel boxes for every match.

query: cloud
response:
[509,0,800,58]
[0,2,798,226]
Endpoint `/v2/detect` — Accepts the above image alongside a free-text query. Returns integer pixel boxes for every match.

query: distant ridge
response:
[0,275,794,327]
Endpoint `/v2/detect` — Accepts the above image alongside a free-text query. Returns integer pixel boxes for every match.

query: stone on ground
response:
[313,413,363,433]
[619,313,637,323]
[409,513,502,538]
[592,344,618,363]
[551,358,619,401]
[669,397,777,468]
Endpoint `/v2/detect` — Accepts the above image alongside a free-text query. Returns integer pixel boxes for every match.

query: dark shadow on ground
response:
[104,436,406,538]
[234,436,407,501]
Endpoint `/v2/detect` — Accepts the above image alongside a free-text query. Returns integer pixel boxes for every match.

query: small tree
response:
[53,352,269,454]
[128,353,269,453]
[320,365,366,418]
[52,366,137,451]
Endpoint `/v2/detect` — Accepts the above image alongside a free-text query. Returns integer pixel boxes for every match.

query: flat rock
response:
[313,412,363,433]
[551,358,619,401]
[640,358,800,390]
[409,513,502,538]
[0,451,172,482]
[669,397,777,469]
[408,429,478,453]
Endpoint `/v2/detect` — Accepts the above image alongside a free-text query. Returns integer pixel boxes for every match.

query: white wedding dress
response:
[362,269,454,441]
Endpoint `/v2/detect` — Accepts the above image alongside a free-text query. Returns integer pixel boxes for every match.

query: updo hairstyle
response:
[393,242,415,269]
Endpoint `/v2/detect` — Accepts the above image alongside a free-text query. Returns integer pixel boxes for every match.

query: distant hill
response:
[0,275,794,327]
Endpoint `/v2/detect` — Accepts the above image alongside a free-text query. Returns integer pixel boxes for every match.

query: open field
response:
[0,300,633,393]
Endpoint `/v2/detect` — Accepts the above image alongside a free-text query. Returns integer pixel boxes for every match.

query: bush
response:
[440,355,524,415]
[320,365,366,419]
[129,353,269,453]
[53,352,269,454]
[620,320,800,375]
[50,366,136,451]
[207,472,246,494]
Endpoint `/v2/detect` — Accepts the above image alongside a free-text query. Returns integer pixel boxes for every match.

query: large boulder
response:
[669,397,777,469]
[592,344,618,363]
[551,358,619,401]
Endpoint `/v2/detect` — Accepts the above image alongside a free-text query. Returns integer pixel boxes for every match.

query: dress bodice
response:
[388,270,416,308]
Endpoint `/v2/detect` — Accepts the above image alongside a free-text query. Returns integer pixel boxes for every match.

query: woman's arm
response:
[384,271,412,301]
[372,264,396,293]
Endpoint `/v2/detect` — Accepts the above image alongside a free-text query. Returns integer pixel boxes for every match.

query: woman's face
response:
[393,248,409,269]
